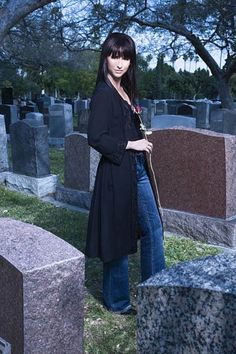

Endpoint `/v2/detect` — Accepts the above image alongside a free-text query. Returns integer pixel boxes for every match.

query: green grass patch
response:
[0,185,221,353]
[49,147,65,184]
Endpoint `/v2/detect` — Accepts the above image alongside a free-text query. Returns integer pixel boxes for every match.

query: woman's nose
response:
[116,59,123,68]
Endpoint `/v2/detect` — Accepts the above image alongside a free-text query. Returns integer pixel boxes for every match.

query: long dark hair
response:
[96,32,137,101]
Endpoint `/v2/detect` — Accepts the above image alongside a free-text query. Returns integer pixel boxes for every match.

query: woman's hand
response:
[126,139,153,153]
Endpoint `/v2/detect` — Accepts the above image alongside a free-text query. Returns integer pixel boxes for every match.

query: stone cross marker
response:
[0,218,84,354]
[10,120,50,177]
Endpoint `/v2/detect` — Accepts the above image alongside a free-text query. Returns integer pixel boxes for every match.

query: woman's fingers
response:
[145,140,153,153]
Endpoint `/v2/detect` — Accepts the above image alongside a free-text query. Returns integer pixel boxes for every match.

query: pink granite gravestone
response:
[0,218,84,354]
[149,127,236,219]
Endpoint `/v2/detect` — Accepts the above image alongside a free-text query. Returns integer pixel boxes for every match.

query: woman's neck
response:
[107,74,131,105]
[108,74,121,90]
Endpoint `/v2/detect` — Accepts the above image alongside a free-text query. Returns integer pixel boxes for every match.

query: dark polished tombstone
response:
[177,103,196,117]
[1,87,13,105]
[19,105,37,120]
[0,104,18,133]
[10,120,50,177]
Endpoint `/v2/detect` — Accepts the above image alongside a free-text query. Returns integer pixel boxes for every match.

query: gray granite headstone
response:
[0,114,9,172]
[25,112,44,124]
[166,100,182,115]
[64,132,100,191]
[222,109,236,135]
[0,104,18,133]
[155,100,167,115]
[140,107,150,129]
[10,120,50,177]
[137,252,236,354]
[78,109,90,133]
[0,218,84,354]
[49,103,73,138]
[19,105,37,120]
[210,108,228,132]
[140,100,154,129]
[152,114,196,129]
[195,100,211,129]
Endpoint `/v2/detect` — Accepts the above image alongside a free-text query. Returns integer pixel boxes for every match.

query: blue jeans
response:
[103,154,166,312]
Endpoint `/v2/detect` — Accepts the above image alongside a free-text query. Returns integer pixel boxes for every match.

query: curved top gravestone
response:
[137,252,236,354]
[0,218,84,354]
[0,218,82,271]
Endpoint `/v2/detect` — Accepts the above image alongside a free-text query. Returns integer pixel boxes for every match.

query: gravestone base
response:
[5,172,58,197]
[0,171,8,184]
[162,207,236,248]
[55,185,92,210]
[48,137,65,148]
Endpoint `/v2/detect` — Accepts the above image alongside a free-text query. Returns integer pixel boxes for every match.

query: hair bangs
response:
[107,38,134,61]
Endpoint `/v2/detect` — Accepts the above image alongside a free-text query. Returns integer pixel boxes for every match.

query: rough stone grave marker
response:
[137,252,236,354]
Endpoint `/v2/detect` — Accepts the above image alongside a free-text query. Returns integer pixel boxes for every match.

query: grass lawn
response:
[0,148,221,353]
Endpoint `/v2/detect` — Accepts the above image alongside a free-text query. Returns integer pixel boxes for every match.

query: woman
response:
[86,32,165,314]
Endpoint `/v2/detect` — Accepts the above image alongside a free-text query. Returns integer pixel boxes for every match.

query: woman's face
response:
[106,54,131,81]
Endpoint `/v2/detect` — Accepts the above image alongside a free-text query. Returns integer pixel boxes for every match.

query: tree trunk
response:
[217,77,234,109]
[0,0,55,46]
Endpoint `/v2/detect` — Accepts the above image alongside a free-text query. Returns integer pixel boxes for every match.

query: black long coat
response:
[85,81,139,263]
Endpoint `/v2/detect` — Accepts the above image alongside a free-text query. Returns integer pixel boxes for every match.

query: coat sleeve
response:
[88,88,128,165]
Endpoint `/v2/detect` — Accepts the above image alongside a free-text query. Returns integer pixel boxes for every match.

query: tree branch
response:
[0,0,56,45]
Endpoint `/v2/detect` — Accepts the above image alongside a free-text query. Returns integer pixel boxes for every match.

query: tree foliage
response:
[78,0,236,108]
